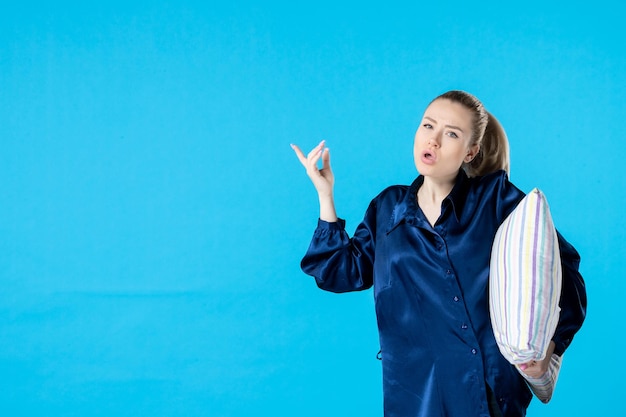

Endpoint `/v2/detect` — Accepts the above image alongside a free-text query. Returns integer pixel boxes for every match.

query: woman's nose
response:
[428,135,440,147]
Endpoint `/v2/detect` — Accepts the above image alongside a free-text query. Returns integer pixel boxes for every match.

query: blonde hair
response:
[432,90,510,177]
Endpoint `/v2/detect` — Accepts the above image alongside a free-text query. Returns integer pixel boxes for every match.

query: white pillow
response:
[489,188,562,365]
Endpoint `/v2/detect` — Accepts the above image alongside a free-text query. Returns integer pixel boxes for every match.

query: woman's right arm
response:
[292,142,375,293]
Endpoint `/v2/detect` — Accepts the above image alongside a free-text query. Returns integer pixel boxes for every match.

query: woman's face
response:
[413,98,479,181]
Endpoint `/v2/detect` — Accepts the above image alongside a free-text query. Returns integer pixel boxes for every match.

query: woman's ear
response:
[465,144,480,163]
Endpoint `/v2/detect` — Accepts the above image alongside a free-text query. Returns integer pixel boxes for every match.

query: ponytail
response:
[464,111,510,177]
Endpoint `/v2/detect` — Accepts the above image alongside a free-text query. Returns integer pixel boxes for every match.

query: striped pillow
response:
[489,188,562,365]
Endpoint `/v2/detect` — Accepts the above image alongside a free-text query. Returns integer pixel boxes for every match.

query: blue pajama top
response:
[300,170,586,417]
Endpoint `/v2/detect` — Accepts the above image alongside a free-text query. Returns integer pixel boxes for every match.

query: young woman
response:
[291,90,586,417]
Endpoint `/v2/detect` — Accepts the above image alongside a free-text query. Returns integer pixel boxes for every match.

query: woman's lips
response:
[421,150,436,165]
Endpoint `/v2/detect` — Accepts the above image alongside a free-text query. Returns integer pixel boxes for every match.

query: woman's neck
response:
[416,176,456,227]
[418,176,455,203]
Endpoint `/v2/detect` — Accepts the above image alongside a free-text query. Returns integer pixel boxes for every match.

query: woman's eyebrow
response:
[424,116,464,132]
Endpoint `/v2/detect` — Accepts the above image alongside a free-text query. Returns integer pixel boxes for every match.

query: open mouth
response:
[422,150,436,163]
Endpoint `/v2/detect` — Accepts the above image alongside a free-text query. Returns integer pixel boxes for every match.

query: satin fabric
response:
[301,170,586,417]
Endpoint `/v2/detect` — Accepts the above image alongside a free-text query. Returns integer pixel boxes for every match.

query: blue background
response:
[1,1,623,416]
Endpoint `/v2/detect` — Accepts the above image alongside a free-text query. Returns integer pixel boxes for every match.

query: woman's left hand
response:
[517,341,555,378]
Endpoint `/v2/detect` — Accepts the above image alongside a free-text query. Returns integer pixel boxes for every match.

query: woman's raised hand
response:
[291,140,334,198]
[291,141,338,222]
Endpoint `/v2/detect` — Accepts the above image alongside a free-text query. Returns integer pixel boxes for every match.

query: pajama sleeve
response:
[300,199,378,293]
[552,231,587,356]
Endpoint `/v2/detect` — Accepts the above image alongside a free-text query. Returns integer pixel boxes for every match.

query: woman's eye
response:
[447,131,459,138]
[423,123,433,129]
